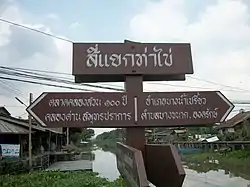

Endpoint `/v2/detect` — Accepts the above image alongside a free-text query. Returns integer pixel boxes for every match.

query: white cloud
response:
[0,2,72,116]
[0,1,113,135]
[1,0,250,137]
[69,22,80,29]
[128,0,250,117]
[46,14,60,21]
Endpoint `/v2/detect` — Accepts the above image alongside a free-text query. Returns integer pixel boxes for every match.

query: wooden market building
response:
[0,106,65,158]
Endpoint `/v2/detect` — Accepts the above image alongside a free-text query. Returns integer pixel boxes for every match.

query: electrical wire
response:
[0,67,124,91]
[0,17,249,94]
[0,18,72,43]
[187,76,250,92]
[1,18,250,97]
[2,67,250,103]
[1,65,249,94]
[1,76,250,105]
[1,66,72,76]
[0,80,23,96]
[148,82,250,93]
[0,76,95,91]
[0,80,28,101]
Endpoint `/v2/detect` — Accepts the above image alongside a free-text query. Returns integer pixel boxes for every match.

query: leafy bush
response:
[225,150,250,159]
[0,171,125,187]
[0,157,29,175]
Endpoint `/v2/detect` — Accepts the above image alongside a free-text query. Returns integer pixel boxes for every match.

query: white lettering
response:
[145,92,207,107]
[44,111,132,124]
[193,108,218,119]
[48,95,127,108]
[140,108,219,121]
[85,44,173,68]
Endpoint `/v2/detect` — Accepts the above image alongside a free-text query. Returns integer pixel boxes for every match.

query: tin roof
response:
[0,115,45,131]
[0,115,63,134]
[0,119,30,134]
[218,111,250,129]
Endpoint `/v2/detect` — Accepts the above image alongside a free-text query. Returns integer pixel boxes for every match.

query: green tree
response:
[81,128,95,141]
[70,128,95,145]
[94,128,125,152]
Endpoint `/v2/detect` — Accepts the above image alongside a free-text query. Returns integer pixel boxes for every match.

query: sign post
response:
[26,40,235,187]
[124,75,146,160]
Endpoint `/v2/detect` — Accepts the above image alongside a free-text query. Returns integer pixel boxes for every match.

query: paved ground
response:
[46,160,93,171]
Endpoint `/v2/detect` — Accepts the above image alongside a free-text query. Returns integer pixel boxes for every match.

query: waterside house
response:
[0,106,64,158]
[217,110,250,137]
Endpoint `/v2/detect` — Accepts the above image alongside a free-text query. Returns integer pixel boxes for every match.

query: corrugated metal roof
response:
[0,116,45,131]
[218,111,250,129]
[18,118,63,134]
[47,128,63,134]
[0,116,63,134]
[0,119,30,134]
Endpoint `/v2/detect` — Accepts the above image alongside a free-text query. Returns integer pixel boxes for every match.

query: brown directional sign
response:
[27,91,234,128]
[73,42,193,83]
[145,144,185,187]
[26,92,135,128]
[116,142,149,187]
[137,91,234,127]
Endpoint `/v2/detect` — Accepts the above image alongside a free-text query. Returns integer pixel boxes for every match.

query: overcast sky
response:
[1,0,250,136]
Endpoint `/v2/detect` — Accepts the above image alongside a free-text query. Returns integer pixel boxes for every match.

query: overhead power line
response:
[1,65,249,94]
[0,80,28,101]
[2,66,72,76]
[1,75,250,105]
[0,18,72,43]
[0,67,124,91]
[149,82,250,93]
[187,76,250,92]
[0,76,94,91]
[1,18,250,95]
[0,17,248,93]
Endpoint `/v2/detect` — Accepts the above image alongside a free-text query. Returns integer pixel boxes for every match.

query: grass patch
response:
[0,171,125,187]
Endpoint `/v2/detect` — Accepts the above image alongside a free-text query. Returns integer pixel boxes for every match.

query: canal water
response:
[92,148,250,187]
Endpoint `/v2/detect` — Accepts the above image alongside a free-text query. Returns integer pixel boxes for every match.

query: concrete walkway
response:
[46,160,93,172]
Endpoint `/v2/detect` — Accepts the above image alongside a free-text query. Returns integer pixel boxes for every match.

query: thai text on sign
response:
[85,44,173,68]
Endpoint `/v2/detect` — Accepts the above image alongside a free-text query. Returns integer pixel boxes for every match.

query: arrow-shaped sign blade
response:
[216,91,234,122]
[26,92,135,128]
[26,91,235,128]
[137,91,235,126]
[26,93,48,127]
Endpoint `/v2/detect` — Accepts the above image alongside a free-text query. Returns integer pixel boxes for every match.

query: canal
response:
[91,148,250,187]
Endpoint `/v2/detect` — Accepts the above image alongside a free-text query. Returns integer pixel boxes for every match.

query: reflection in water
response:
[183,168,249,187]
[91,148,250,186]
[92,149,120,181]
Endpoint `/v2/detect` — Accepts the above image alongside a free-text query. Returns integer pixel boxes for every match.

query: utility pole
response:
[66,127,69,145]
[28,93,33,170]
[15,93,33,170]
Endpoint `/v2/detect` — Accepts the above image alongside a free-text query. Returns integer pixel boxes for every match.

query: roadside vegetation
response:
[182,150,250,180]
[94,128,125,153]
[0,171,125,187]
[183,150,250,167]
